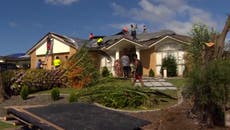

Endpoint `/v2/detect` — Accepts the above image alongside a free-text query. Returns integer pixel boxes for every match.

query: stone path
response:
[134,77,177,90]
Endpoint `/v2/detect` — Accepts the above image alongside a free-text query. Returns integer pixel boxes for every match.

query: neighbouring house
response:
[26,30,191,76]
[0,53,30,72]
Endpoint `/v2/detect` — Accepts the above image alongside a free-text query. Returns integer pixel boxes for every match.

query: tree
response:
[185,15,230,127]
[213,15,230,58]
[65,44,99,88]
[160,55,177,77]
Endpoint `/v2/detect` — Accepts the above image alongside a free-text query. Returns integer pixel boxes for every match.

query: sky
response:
[0,0,230,56]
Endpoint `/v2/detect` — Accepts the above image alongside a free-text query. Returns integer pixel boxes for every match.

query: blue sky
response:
[0,0,230,55]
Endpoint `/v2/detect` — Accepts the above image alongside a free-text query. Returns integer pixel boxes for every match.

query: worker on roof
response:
[122,26,129,35]
[97,37,103,46]
[143,25,147,33]
[131,24,137,40]
[123,27,128,32]
[53,56,61,69]
[89,33,94,40]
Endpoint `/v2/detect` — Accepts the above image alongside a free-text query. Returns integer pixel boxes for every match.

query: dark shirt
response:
[36,61,42,69]
[135,60,143,76]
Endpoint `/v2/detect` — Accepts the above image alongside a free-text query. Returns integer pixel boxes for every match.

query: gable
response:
[155,40,185,52]
[104,38,143,51]
[149,36,190,50]
[36,38,70,55]
[27,33,78,55]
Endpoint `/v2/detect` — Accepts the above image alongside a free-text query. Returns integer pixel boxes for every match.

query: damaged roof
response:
[27,30,191,54]
[64,29,191,49]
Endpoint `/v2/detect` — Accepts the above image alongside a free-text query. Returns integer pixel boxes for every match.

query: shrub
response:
[184,59,230,126]
[10,69,67,95]
[20,85,29,100]
[1,70,17,96]
[51,88,60,101]
[160,55,177,77]
[66,45,100,88]
[149,69,155,77]
[69,92,78,103]
[101,66,110,77]
[183,24,230,126]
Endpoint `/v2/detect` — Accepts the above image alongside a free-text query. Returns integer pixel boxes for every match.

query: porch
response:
[100,38,145,77]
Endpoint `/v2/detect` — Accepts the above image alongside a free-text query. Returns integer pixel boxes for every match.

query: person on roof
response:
[143,25,147,33]
[89,33,94,40]
[131,24,137,40]
[122,26,129,35]
[97,37,103,46]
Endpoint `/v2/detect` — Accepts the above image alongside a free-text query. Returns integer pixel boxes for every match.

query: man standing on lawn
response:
[132,54,144,87]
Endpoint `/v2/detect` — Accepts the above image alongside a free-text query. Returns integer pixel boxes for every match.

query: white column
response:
[115,50,119,60]
[163,69,167,78]
[136,49,140,59]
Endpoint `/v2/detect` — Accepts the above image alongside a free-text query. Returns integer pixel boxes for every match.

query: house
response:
[26,30,191,76]
[0,53,30,72]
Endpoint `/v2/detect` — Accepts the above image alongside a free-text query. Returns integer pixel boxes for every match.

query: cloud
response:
[109,23,132,30]
[164,21,193,35]
[8,21,18,28]
[111,0,217,35]
[154,0,185,9]
[180,5,216,27]
[45,0,79,5]
[111,3,127,17]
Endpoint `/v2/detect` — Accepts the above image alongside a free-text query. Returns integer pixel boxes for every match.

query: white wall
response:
[100,56,115,75]
[36,39,70,55]
[155,51,185,76]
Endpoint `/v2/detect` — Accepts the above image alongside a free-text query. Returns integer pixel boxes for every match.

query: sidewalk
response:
[134,77,177,90]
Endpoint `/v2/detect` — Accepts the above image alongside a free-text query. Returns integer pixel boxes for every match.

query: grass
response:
[0,121,16,129]
[36,87,78,94]
[166,78,187,90]
[33,77,178,110]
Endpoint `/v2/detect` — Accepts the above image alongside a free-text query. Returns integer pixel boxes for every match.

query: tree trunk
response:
[214,15,230,58]
[201,15,230,127]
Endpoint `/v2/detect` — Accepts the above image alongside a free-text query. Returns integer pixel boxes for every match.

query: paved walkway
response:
[134,77,177,90]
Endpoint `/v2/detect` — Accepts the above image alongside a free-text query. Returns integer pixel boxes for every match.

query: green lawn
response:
[36,87,78,94]
[33,77,179,110]
[166,78,187,90]
[0,121,16,129]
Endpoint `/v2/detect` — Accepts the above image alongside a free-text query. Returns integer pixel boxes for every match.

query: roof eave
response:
[148,35,191,48]
[26,32,77,55]
[103,38,143,50]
